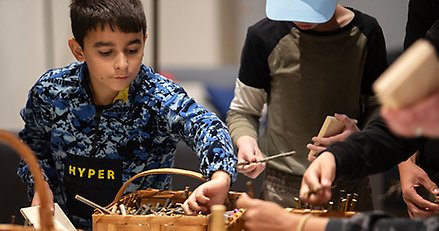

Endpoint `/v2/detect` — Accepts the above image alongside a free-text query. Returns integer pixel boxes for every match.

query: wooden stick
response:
[75,194,113,214]
[236,150,295,167]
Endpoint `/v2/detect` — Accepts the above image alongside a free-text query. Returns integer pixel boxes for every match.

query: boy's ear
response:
[68,38,85,62]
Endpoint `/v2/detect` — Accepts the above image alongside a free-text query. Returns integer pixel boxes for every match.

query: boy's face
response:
[70,24,146,103]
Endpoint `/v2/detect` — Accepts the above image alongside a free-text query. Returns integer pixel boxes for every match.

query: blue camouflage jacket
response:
[17,62,237,208]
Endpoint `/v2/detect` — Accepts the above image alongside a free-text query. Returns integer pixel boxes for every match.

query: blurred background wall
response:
[0,0,409,224]
[0,0,408,131]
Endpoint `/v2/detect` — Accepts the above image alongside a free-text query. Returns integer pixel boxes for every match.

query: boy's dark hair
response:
[70,0,147,48]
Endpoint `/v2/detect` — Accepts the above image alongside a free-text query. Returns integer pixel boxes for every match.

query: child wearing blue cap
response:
[227,0,388,211]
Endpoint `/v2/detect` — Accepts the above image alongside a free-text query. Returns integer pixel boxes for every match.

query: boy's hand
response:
[300,152,335,205]
[307,114,359,162]
[236,135,266,179]
[398,156,439,218]
[182,171,230,215]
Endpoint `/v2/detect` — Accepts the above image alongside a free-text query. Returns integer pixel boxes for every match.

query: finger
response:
[320,167,335,189]
[420,180,439,196]
[182,200,195,214]
[334,113,349,121]
[306,143,325,151]
[186,198,208,214]
[245,164,265,179]
[409,196,439,210]
[407,204,437,218]
[195,191,210,205]
[300,172,323,203]
[238,153,258,163]
[236,193,253,209]
[308,155,316,162]
[334,113,357,126]
[311,137,328,146]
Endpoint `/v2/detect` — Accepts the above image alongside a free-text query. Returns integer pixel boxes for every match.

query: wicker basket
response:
[0,130,56,231]
[92,168,243,231]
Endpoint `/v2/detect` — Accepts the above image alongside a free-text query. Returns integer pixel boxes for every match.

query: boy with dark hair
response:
[17,0,237,229]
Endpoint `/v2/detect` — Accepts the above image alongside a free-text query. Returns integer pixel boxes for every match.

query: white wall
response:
[340,0,409,51]
[0,0,410,131]
[0,1,48,132]
[0,0,223,131]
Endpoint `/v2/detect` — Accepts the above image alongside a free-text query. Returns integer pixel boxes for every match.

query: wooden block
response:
[20,203,76,231]
[373,39,439,109]
[308,116,345,157]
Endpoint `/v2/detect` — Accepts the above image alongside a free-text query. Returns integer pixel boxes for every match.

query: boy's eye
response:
[127,49,139,54]
[98,51,111,56]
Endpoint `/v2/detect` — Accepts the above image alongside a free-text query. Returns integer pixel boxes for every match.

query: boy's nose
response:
[114,53,128,70]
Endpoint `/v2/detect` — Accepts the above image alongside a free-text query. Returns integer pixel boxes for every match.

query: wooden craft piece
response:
[308,116,345,158]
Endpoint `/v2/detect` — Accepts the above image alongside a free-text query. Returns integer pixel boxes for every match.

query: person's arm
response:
[301,117,425,205]
[326,117,425,182]
[398,152,439,217]
[227,79,266,179]
[17,79,55,209]
[404,0,436,50]
[226,24,270,179]
[158,80,237,213]
[358,14,388,129]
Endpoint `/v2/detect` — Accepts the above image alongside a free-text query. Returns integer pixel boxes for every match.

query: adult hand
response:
[300,152,336,205]
[398,154,439,218]
[237,193,329,231]
[307,113,359,162]
[235,135,266,179]
[31,181,54,213]
[381,90,439,138]
[237,193,296,231]
[183,171,230,215]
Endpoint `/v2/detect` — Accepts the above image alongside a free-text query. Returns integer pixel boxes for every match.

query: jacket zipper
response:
[90,109,101,158]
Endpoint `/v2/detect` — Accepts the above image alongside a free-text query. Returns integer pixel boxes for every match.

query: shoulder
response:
[345,7,385,40]
[349,8,381,29]
[31,62,83,95]
[134,64,187,99]
[247,17,292,39]
[36,62,82,88]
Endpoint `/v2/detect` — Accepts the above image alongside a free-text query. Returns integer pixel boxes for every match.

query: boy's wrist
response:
[211,170,231,185]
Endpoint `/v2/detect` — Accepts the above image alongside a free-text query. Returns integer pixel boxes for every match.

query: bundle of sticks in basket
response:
[92,168,244,231]
[103,187,241,217]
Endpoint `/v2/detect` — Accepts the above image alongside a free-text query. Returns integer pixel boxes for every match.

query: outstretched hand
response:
[300,152,336,205]
[235,135,266,179]
[182,171,230,215]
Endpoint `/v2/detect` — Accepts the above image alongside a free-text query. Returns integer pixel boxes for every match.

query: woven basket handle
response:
[0,130,54,231]
[113,168,206,203]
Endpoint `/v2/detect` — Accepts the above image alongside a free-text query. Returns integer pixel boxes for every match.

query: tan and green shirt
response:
[227,8,388,175]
